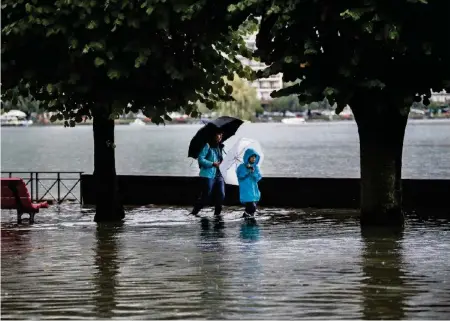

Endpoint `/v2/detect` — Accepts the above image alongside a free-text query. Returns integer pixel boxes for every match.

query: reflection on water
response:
[240,219,260,241]
[1,205,450,319]
[93,223,123,318]
[360,227,408,320]
[239,220,262,313]
[198,216,227,319]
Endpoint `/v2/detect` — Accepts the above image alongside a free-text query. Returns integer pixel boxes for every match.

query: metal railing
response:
[1,171,84,204]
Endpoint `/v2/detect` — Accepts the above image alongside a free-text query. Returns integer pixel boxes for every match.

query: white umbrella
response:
[5,109,27,118]
[220,137,264,186]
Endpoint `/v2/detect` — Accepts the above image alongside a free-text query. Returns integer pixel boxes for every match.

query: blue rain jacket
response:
[236,148,262,203]
[198,143,224,178]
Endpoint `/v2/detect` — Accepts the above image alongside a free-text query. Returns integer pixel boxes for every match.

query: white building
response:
[237,34,284,102]
[430,90,450,104]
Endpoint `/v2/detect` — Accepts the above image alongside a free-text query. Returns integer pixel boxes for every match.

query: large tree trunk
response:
[92,107,125,222]
[354,108,408,227]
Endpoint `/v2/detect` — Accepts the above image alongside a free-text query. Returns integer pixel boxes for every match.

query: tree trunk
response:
[355,109,408,227]
[92,107,125,222]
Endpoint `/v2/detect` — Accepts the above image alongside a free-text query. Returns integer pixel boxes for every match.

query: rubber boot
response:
[214,205,222,216]
[190,204,202,216]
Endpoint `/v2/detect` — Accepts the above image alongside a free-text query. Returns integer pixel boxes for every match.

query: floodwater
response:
[1,205,450,320]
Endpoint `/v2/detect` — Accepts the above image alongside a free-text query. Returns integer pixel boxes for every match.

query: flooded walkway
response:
[1,204,450,319]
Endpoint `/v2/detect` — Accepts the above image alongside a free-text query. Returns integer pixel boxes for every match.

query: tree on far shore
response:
[197,74,262,120]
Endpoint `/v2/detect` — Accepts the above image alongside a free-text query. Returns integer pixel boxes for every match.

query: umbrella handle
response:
[223,156,242,171]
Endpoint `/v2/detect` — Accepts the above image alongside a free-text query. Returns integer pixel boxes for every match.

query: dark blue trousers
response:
[192,177,225,215]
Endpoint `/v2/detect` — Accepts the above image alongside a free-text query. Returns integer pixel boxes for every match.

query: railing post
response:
[30,172,34,202]
[57,172,61,204]
[79,172,83,205]
[36,172,39,201]
[1,171,85,204]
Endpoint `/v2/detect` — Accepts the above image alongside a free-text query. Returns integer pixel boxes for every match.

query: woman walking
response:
[190,129,226,216]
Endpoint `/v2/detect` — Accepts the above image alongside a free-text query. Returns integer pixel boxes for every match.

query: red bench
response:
[1,178,49,223]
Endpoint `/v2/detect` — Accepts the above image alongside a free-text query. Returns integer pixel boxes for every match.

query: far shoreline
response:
[2,117,450,128]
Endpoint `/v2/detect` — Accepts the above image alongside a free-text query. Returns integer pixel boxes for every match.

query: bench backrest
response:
[1,178,33,209]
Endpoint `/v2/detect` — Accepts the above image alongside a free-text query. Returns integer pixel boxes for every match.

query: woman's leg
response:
[213,177,226,215]
[191,178,214,215]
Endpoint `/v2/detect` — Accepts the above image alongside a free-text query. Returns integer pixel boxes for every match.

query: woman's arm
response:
[198,144,213,168]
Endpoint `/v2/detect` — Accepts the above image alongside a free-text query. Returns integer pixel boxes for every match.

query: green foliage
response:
[1,89,42,116]
[427,101,448,110]
[265,95,335,113]
[217,75,261,120]
[242,0,450,115]
[266,95,304,112]
[197,74,261,120]
[1,0,255,125]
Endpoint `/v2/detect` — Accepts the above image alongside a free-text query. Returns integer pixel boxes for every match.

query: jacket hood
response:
[243,148,260,165]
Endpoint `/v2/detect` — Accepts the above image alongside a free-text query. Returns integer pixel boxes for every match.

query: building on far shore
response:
[430,90,450,104]
[237,34,284,104]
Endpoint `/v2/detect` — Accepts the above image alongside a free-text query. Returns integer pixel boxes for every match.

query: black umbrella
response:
[188,116,244,159]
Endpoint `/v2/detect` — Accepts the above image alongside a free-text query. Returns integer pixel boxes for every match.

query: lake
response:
[1,120,450,178]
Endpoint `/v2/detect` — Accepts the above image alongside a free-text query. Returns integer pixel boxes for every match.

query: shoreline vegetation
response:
[2,85,449,128]
[2,114,449,127]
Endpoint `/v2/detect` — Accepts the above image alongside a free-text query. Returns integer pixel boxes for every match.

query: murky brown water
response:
[1,205,450,320]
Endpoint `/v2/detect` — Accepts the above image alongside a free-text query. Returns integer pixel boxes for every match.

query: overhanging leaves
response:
[1,0,253,124]
[251,0,450,111]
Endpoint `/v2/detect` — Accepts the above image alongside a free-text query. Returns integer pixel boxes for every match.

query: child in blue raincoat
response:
[236,148,262,217]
